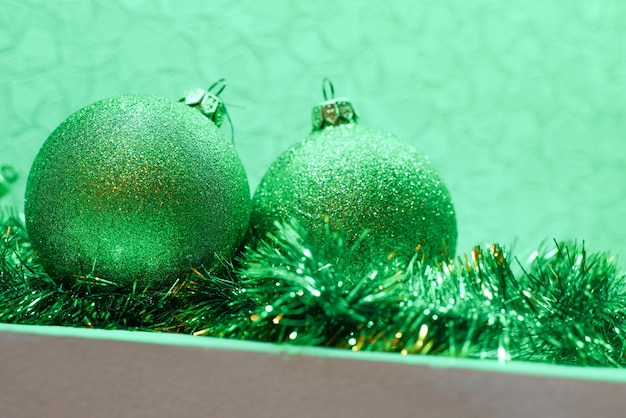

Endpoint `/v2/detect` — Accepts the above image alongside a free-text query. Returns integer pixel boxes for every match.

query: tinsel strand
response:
[1,211,625,367]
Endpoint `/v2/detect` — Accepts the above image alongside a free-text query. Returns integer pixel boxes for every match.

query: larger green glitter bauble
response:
[25,94,250,285]
[250,124,457,272]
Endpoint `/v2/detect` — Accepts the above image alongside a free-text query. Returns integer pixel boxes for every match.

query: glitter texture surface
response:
[24,94,250,285]
[250,124,457,272]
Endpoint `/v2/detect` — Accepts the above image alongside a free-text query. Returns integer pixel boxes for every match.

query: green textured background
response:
[1,0,625,263]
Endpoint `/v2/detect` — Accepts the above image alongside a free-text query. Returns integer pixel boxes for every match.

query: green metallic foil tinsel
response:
[1,211,625,367]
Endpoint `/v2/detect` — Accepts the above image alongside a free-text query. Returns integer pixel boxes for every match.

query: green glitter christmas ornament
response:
[250,80,457,274]
[24,83,250,286]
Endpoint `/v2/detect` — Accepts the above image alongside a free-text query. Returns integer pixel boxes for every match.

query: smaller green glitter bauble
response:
[251,116,457,273]
[25,93,250,285]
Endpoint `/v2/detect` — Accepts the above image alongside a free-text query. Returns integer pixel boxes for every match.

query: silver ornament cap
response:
[180,79,228,127]
[311,78,358,131]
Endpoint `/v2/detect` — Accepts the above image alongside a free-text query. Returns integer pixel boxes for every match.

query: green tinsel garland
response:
[1,210,625,367]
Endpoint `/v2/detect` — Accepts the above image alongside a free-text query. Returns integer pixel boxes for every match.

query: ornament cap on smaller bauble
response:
[311,78,358,131]
[179,78,229,128]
